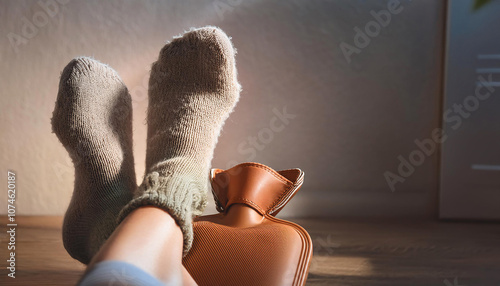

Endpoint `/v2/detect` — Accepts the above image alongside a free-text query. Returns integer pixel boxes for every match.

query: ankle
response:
[130,206,181,231]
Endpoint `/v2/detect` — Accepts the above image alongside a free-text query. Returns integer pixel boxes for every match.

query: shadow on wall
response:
[209,0,445,218]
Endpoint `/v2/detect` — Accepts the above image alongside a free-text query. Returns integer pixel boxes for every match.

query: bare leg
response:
[87,206,197,285]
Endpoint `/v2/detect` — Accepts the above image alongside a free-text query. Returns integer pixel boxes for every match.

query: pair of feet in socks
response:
[51,27,240,265]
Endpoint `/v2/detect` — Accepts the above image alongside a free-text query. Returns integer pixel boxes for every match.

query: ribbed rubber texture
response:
[182,216,312,286]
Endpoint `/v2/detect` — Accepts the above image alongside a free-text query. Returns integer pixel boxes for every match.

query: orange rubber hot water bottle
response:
[182,162,313,286]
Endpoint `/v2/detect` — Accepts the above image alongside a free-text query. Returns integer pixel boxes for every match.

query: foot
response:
[52,57,137,264]
[118,26,241,255]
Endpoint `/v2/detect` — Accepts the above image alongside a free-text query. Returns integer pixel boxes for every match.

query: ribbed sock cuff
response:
[117,172,207,256]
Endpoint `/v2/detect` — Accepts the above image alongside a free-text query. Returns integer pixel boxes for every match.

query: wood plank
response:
[1,217,499,285]
[1,216,85,285]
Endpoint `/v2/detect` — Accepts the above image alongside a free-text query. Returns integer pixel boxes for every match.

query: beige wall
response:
[0,0,445,217]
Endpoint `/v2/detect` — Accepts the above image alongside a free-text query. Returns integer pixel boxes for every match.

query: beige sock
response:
[52,57,137,264]
[117,26,241,255]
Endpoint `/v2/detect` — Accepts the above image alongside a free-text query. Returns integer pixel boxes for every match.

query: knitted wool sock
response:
[117,27,240,255]
[52,57,137,264]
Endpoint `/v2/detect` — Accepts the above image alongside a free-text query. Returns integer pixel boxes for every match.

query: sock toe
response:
[161,26,235,59]
[60,57,120,84]
[183,26,236,57]
[53,57,129,136]
[152,26,240,95]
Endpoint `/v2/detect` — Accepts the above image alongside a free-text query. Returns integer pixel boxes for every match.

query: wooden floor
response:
[1,217,499,286]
